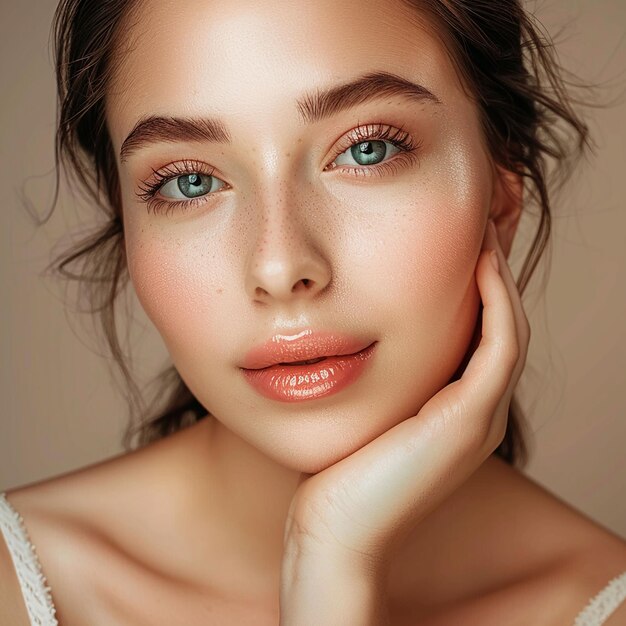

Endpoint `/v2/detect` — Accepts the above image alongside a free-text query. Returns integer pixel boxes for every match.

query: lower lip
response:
[241,342,377,402]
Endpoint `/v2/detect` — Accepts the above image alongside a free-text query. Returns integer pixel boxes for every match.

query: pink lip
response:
[240,329,373,370]
[239,330,377,402]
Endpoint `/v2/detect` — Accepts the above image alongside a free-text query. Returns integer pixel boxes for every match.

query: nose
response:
[244,188,332,305]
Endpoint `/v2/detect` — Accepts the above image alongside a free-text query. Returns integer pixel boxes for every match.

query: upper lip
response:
[240,329,374,370]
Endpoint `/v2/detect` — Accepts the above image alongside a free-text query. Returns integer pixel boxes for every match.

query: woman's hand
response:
[279,219,531,624]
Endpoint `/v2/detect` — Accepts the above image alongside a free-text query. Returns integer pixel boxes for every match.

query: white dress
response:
[1,491,626,625]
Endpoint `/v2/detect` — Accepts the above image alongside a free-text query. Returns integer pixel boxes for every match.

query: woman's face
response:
[107,0,500,473]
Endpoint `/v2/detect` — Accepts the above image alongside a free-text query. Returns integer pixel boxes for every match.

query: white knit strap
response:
[573,571,626,626]
[0,492,59,626]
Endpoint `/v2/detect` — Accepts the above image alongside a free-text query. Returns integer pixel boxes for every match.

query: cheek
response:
[125,228,229,366]
[402,198,483,371]
[396,199,483,308]
[338,176,486,326]
[330,121,490,323]
[339,161,488,402]
[393,135,490,330]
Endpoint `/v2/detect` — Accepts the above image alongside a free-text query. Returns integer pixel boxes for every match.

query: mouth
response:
[240,329,375,371]
[278,356,328,366]
[246,345,373,370]
[240,342,378,402]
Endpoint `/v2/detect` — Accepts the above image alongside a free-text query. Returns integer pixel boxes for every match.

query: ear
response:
[489,165,523,259]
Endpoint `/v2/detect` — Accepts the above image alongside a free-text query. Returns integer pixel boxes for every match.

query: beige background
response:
[1,1,625,538]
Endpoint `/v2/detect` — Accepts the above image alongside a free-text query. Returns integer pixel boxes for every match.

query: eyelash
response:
[136,123,423,216]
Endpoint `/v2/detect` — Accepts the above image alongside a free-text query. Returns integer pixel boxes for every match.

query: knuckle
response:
[474,407,508,458]
[465,409,494,453]
[505,335,521,368]
[488,415,508,451]
[493,337,519,372]
[521,315,531,345]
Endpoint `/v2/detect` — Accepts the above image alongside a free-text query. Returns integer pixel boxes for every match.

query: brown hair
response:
[44,0,592,468]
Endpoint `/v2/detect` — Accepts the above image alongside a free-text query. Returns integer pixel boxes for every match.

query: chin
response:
[233,390,419,475]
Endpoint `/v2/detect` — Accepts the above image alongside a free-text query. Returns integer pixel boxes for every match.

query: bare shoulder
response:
[464,541,626,626]
[0,421,219,625]
[0,462,111,626]
[1,441,170,626]
[0,467,113,625]
[462,456,626,625]
[0,470,106,626]
[2,418,187,526]
[390,454,626,625]
[0,511,31,626]
[561,541,626,626]
[405,547,626,626]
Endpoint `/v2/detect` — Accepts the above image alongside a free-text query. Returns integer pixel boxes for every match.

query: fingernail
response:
[490,249,500,273]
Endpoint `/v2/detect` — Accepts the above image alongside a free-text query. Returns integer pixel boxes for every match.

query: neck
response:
[162,416,304,601]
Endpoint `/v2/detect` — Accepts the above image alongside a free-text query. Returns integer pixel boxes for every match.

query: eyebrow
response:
[119,71,441,162]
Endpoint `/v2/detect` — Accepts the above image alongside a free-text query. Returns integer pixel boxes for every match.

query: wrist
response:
[279,541,390,626]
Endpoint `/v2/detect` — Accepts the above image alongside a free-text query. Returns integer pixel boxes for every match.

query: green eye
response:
[335,140,400,167]
[160,173,226,199]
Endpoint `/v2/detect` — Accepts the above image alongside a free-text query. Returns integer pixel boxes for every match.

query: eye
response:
[159,173,227,200]
[323,123,422,176]
[332,139,401,168]
[136,159,231,216]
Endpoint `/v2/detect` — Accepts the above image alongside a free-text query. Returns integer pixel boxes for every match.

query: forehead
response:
[107,0,466,145]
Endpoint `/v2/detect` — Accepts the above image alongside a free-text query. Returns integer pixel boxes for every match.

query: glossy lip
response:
[239,329,374,370]
[240,341,377,402]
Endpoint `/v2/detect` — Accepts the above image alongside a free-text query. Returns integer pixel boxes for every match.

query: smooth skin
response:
[2,0,626,624]
[280,222,525,624]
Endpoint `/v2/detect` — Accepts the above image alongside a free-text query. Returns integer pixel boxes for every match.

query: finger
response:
[292,245,521,552]
[455,241,520,420]
[359,231,521,483]
[289,223,532,562]
[484,221,531,386]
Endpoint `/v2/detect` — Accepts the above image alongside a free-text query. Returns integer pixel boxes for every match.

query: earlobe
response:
[489,165,524,259]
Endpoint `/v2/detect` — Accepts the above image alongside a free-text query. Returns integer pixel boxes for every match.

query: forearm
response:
[279,543,390,626]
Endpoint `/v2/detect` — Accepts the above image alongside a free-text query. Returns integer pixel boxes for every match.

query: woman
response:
[1,0,625,624]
